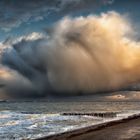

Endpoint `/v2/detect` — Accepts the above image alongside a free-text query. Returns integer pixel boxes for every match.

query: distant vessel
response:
[0,100,7,102]
[0,84,5,88]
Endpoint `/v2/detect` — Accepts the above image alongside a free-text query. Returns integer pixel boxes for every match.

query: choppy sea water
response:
[0,101,140,140]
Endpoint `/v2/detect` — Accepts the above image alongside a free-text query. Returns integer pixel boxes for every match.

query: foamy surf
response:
[0,110,140,140]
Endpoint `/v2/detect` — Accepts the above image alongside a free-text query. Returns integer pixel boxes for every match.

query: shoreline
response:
[35,113,140,140]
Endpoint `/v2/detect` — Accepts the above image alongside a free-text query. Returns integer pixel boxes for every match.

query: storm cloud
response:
[1,11,140,99]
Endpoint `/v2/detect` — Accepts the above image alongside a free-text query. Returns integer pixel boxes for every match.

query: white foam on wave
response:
[0,110,140,140]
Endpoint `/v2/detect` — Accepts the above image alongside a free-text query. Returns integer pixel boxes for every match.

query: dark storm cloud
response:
[1,38,52,98]
[1,12,140,99]
[0,0,112,31]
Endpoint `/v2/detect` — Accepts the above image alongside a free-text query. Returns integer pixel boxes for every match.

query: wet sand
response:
[37,115,140,140]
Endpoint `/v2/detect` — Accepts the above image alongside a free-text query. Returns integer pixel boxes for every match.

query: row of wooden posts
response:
[61,112,117,118]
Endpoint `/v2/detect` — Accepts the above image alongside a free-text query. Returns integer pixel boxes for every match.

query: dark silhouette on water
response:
[61,112,117,118]
[0,84,5,88]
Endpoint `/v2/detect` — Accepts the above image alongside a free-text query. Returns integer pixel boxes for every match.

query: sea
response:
[0,100,140,140]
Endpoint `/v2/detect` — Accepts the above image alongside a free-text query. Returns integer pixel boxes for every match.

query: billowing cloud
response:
[3,32,47,45]
[0,11,140,99]
[106,91,140,101]
[106,94,127,100]
[0,66,38,98]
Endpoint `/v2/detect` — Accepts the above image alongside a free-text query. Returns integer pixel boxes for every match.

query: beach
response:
[0,101,140,139]
[37,115,140,140]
